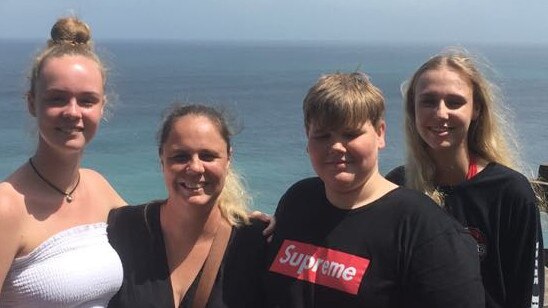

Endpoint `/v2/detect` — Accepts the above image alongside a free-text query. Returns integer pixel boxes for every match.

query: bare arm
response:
[0,184,23,292]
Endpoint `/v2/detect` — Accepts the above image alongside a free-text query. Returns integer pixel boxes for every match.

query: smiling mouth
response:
[181,182,206,190]
[57,127,84,134]
[327,160,352,166]
[429,126,453,134]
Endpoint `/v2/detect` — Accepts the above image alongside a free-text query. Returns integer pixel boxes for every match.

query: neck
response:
[325,169,396,210]
[161,199,222,241]
[31,144,82,190]
[429,146,471,186]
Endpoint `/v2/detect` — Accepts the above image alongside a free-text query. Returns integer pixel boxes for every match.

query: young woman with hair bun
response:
[0,16,126,307]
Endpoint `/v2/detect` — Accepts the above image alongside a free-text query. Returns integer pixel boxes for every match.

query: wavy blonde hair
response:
[157,104,251,226]
[403,48,520,205]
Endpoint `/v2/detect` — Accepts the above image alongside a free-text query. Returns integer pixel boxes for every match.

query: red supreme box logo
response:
[269,240,370,295]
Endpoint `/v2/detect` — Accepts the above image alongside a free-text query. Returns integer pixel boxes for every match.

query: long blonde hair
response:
[403,49,519,204]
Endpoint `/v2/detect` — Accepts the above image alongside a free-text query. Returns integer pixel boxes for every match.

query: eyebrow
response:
[417,92,437,99]
[43,89,102,96]
[417,93,466,100]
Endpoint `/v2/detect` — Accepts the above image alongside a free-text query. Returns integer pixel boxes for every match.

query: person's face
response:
[414,67,478,154]
[307,120,385,195]
[160,115,230,209]
[28,55,105,154]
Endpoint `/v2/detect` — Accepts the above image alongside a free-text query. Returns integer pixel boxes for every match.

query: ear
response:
[376,121,386,149]
[472,104,480,121]
[101,95,107,116]
[27,92,37,117]
[158,149,165,170]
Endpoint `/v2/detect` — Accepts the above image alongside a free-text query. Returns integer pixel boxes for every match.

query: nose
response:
[186,156,205,174]
[435,100,449,119]
[329,138,346,154]
[63,98,81,119]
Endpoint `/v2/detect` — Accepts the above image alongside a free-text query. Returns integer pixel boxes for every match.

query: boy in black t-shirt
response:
[264,72,485,308]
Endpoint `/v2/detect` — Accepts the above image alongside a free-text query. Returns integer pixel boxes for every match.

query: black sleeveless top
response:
[107,201,268,308]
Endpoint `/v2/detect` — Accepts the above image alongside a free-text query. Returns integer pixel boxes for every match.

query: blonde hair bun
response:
[48,17,92,47]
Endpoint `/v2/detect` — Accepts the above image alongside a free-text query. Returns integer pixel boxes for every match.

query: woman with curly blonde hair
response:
[387,49,544,308]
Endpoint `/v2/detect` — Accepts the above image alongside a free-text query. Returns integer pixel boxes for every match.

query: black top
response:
[265,177,485,308]
[386,163,544,308]
[107,201,267,308]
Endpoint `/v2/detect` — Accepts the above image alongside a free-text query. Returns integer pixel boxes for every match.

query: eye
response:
[78,95,101,108]
[342,130,363,139]
[310,131,329,140]
[418,98,437,108]
[199,151,220,162]
[43,95,67,106]
[444,97,467,109]
[169,153,190,163]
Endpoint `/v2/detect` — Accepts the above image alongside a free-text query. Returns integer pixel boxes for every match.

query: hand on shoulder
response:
[249,210,275,241]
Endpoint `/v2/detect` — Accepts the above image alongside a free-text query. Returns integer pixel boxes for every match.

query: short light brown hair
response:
[303,72,385,133]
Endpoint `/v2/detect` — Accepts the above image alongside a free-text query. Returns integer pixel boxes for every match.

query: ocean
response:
[1,40,547,217]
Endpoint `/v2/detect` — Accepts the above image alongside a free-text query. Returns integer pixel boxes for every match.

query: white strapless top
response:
[0,223,123,308]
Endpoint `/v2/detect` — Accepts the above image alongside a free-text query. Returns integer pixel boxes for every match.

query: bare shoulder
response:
[80,168,127,209]
[0,168,28,222]
[80,168,110,183]
[0,181,25,222]
[0,181,25,285]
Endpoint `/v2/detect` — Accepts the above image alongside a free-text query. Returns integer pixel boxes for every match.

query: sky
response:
[0,0,547,44]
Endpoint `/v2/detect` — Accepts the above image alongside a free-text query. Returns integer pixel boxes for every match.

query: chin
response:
[324,176,357,190]
[424,138,454,149]
[182,195,216,208]
[427,144,463,155]
[54,142,86,154]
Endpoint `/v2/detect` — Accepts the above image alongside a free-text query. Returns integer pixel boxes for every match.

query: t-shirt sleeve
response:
[274,179,311,220]
[407,226,485,307]
[106,207,124,251]
[385,165,406,186]
[500,177,544,308]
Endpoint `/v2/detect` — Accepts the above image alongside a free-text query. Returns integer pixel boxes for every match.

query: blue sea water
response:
[1,40,547,218]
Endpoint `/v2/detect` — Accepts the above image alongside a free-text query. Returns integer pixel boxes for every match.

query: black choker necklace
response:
[28,158,80,203]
